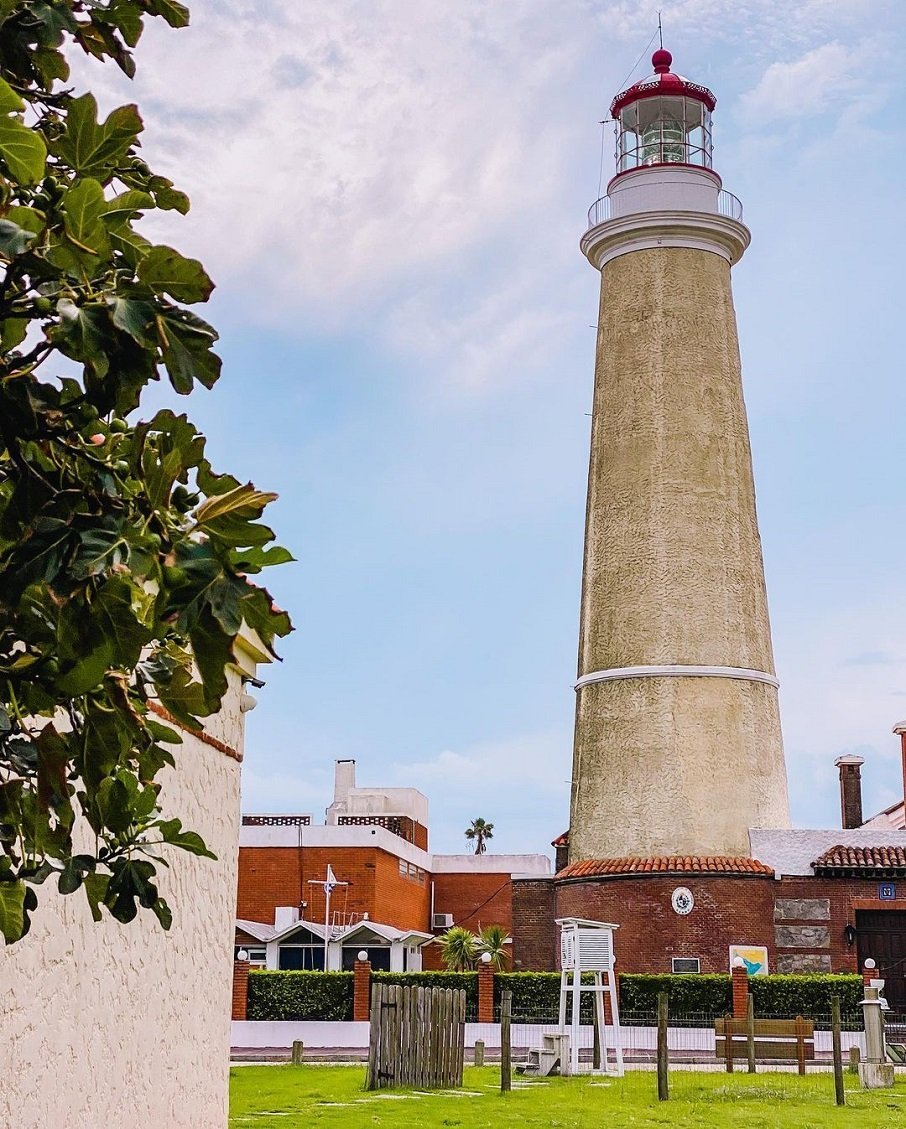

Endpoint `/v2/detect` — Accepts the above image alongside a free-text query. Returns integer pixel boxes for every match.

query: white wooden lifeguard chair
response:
[557,917,624,1076]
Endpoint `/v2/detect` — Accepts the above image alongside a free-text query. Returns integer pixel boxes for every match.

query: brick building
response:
[235,759,550,971]
[510,739,906,1011]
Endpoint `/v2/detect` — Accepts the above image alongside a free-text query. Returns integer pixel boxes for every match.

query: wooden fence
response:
[366,983,466,1090]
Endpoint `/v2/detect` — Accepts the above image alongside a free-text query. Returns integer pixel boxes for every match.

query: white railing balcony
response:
[586,187,744,231]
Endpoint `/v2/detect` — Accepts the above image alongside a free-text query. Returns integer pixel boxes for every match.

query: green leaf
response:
[0,219,34,258]
[62,177,110,255]
[156,818,215,858]
[0,880,26,943]
[0,117,47,184]
[157,308,221,393]
[0,316,27,350]
[138,244,214,303]
[230,545,295,573]
[194,483,277,524]
[110,296,155,344]
[0,75,23,113]
[151,897,172,929]
[54,94,142,179]
[102,189,153,217]
[58,862,83,895]
[146,0,190,28]
[83,873,109,922]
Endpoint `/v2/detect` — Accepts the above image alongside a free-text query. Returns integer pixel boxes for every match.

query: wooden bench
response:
[715,1016,815,1074]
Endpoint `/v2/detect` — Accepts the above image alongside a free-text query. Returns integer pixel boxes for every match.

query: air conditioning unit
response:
[432,913,454,929]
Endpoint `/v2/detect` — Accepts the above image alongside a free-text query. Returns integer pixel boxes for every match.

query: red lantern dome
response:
[610,49,716,174]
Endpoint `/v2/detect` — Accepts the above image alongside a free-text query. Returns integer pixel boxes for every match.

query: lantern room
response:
[610,48,716,174]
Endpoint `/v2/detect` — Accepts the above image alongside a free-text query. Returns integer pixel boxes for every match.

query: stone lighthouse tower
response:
[569,49,791,862]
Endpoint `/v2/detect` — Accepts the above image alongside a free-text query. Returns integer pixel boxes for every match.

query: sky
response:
[76,0,906,857]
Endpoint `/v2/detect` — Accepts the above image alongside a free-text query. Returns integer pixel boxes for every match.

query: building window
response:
[399,858,407,876]
[672,957,701,974]
[278,945,325,971]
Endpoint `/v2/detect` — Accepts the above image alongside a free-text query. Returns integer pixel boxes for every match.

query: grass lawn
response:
[230,1065,906,1128]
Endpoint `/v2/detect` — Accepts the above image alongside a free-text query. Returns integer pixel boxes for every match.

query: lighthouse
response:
[568,49,791,863]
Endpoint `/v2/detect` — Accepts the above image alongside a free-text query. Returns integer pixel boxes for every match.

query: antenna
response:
[658,11,663,49]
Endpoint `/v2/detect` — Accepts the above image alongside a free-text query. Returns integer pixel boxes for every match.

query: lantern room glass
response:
[616,96,712,173]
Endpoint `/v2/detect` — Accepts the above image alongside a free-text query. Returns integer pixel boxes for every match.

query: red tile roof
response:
[557,855,774,880]
[551,830,569,847]
[813,845,906,871]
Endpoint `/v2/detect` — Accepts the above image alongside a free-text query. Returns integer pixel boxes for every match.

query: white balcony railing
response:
[585,188,744,230]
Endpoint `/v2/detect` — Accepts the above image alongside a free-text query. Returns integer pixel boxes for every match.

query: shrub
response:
[374,971,478,1011]
[246,971,353,1021]
[619,974,730,1016]
[495,972,596,1021]
[619,973,864,1019]
[749,974,863,1017]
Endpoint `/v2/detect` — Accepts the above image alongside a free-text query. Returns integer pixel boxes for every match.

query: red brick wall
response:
[237,845,429,931]
[774,876,906,974]
[555,875,776,973]
[512,878,558,971]
[510,870,906,975]
[432,872,512,934]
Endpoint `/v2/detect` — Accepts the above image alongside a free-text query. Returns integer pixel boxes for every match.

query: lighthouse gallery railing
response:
[586,189,743,230]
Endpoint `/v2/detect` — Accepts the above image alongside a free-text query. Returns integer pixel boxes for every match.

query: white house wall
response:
[0,665,250,1129]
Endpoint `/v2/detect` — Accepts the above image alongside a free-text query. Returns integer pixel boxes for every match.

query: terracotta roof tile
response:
[551,830,570,847]
[813,845,906,871]
[556,855,774,880]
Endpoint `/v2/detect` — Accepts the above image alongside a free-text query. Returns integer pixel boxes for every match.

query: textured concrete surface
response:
[0,669,245,1129]
[570,246,790,861]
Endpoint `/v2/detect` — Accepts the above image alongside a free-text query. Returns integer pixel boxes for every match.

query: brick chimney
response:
[835,755,865,829]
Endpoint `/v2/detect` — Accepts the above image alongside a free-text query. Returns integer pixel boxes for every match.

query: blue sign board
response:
[879,883,896,901]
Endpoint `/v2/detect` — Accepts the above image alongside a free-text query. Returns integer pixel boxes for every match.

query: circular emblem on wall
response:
[671,887,694,915]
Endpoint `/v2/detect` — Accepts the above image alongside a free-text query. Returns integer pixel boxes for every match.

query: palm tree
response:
[438,926,477,971]
[476,924,510,970]
[464,817,494,855]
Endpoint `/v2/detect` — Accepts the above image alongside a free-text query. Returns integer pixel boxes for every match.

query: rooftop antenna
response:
[658,11,663,49]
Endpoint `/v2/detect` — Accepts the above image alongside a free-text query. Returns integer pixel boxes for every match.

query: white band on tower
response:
[574,664,779,691]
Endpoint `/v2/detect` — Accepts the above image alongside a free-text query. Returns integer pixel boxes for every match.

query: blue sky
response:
[81,0,906,855]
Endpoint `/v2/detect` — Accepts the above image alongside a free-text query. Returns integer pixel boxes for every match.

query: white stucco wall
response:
[0,664,251,1129]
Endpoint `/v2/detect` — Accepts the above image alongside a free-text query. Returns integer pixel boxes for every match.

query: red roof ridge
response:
[556,855,774,880]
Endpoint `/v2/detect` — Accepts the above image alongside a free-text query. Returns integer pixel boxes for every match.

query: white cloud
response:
[391,731,569,854]
[739,41,874,122]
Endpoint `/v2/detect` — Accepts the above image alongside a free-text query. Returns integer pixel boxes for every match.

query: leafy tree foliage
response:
[0,0,291,943]
[476,923,509,970]
[464,816,493,855]
[438,925,478,972]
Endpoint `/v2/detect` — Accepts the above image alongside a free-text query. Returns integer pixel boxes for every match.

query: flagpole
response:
[323,881,330,971]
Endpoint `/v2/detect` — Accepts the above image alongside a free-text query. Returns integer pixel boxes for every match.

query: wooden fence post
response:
[831,996,845,1106]
[724,1014,734,1073]
[500,990,512,1093]
[474,1039,485,1067]
[656,991,669,1101]
[291,1040,304,1066]
[795,1015,806,1076]
[746,994,756,1074]
[848,1045,860,1074]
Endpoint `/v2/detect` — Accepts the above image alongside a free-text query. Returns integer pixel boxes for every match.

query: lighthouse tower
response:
[569,49,791,862]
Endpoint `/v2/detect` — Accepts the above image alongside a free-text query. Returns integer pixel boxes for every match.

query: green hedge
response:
[246,971,353,1021]
[620,973,864,1018]
[244,969,864,1023]
[374,971,478,1011]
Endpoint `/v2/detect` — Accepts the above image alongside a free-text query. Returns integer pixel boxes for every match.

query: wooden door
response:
[856,909,906,1014]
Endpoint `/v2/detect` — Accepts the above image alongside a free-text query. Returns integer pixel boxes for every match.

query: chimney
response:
[334,759,356,806]
[835,755,865,829]
[895,722,906,817]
